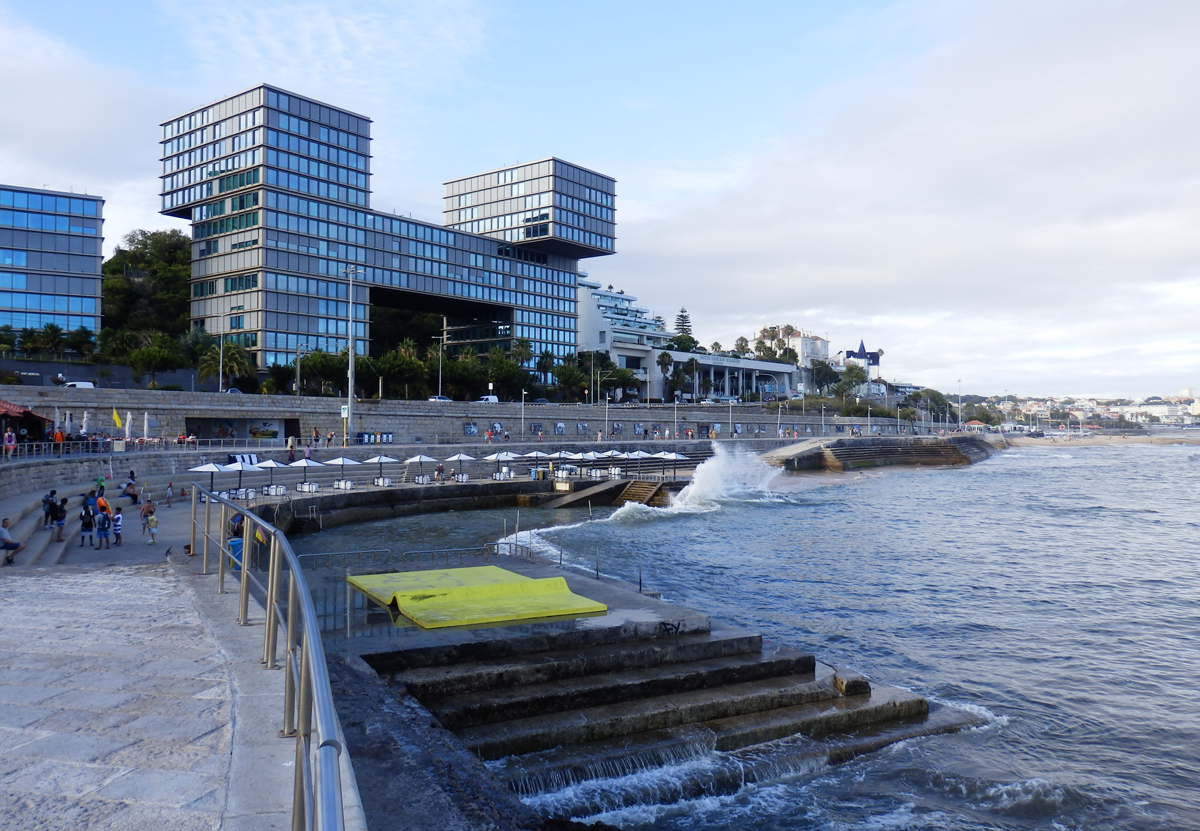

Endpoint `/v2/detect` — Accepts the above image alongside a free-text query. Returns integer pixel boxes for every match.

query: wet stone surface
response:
[0,566,238,830]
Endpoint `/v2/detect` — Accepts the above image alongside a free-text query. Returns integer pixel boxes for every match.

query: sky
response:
[2,0,1198,399]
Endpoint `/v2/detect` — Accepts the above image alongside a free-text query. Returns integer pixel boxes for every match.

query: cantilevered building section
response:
[159,84,615,373]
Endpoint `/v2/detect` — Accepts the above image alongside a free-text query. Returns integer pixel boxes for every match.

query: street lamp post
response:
[729,399,733,439]
[673,396,678,440]
[218,336,225,394]
[605,395,610,440]
[821,404,826,436]
[521,389,527,437]
[342,265,362,447]
[867,404,872,437]
[438,316,447,399]
[957,378,962,432]
[294,341,310,396]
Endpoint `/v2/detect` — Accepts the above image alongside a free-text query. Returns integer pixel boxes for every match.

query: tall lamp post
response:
[605,395,610,440]
[341,265,362,447]
[218,336,225,394]
[294,341,310,396]
[438,315,447,399]
[957,378,962,432]
[821,403,826,436]
[521,389,527,437]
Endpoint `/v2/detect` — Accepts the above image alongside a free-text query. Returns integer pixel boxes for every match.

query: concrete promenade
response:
[0,486,299,829]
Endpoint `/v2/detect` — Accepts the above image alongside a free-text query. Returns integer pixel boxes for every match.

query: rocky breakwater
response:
[764,434,1005,473]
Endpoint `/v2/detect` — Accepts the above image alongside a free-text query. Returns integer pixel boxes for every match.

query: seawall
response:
[768,435,1005,472]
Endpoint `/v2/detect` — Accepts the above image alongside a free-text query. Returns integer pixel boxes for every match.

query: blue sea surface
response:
[299,443,1200,829]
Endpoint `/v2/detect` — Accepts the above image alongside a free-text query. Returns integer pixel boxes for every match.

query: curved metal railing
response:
[188,482,354,831]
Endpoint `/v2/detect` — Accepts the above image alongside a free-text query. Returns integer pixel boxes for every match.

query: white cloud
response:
[599,0,1200,397]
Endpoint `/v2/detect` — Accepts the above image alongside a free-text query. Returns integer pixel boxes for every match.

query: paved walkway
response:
[0,493,295,829]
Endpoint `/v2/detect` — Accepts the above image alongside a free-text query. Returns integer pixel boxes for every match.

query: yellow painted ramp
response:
[348,566,607,629]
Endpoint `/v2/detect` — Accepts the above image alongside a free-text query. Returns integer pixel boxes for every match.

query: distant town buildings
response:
[0,185,103,336]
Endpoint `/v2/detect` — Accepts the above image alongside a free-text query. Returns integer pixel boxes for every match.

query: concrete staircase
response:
[383,617,929,808]
[822,439,970,472]
[612,480,664,507]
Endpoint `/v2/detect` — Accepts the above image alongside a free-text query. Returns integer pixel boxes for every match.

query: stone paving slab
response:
[0,564,294,830]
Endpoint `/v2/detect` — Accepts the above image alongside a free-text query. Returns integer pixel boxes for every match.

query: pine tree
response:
[674,308,693,336]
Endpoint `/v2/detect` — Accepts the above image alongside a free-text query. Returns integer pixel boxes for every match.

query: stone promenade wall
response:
[3,387,907,445]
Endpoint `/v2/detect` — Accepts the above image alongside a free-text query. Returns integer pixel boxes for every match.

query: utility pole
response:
[438,316,447,398]
[294,341,310,396]
[342,265,362,447]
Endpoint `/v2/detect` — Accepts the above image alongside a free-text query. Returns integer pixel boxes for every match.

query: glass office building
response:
[0,186,103,335]
[160,85,615,370]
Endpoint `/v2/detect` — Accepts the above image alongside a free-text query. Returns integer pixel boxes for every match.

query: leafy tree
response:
[18,328,38,357]
[265,361,295,395]
[484,346,528,400]
[100,229,192,338]
[64,327,96,358]
[665,333,699,352]
[674,307,693,336]
[98,329,140,362]
[377,347,429,399]
[0,326,15,350]
[127,346,184,387]
[734,336,750,356]
[700,377,713,395]
[178,328,214,365]
[778,347,799,364]
[833,364,868,401]
[811,360,839,394]
[683,357,702,397]
[914,388,951,419]
[445,348,485,399]
[555,364,587,400]
[754,340,777,360]
[668,367,687,398]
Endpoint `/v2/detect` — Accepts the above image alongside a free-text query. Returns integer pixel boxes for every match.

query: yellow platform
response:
[348,566,607,629]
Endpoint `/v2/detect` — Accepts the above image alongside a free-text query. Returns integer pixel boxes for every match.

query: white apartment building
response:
[576,278,798,401]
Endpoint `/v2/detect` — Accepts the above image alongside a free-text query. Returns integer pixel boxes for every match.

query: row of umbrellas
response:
[55,409,147,442]
[189,450,692,489]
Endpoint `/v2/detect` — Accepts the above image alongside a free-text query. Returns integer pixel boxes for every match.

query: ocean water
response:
[299,442,1200,830]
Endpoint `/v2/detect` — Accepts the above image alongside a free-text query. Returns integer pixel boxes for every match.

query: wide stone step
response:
[394,621,762,698]
[427,641,815,729]
[456,667,849,760]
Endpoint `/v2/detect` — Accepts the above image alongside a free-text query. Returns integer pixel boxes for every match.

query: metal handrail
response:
[188,482,352,831]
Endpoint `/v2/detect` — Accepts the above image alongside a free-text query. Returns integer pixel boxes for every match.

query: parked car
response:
[699,398,718,405]
[531,398,550,405]
[61,381,95,389]
[763,395,778,403]
[428,395,452,402]
[476,395,499,403]
[225,389,243,394]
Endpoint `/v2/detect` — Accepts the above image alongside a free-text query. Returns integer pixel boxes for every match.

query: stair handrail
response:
[188,482,361,831]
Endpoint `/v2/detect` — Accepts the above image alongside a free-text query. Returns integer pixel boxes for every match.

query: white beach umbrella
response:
[288,457,325,482]
[222,460,262,489]
[189,462,230,490]
[522,450,552,459]
[65,411,73,435]
[143,412,149,441]
[443,452,477,462]
[255,458,288,485]
[324,456,362,479]
[626,449,655,475]
[81,411,89,435]
[54,407,60,430]
[362,454,399,477]
[125,412,132,442]
[405,454,438,473]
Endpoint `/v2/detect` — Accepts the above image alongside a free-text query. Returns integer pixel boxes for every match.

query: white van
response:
[476,395,499,404]
[62,381,95,389]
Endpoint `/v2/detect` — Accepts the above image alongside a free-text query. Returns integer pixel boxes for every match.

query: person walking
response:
[1,517,25,563]
[147,513,158,546]
[303,443,312,460]
[165,483,174,508]
[140,500,155,536]
[79,505,95,547]
[94,508,111,550]
[112,507,123,547]
[4,428,15,461]
[42,489,57,530]
[53,497,68,542]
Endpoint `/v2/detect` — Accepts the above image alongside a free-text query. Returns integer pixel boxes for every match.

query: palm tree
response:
[396,338,419,359]
[512,337,534,367]
[198,341,253,390]
[734,336,750,357]
[780,324,796,351]
[683,357,701,399]
[710,342,722,354]
[536,348,557,381]
[41,324,65,359]
[657,351,674,397]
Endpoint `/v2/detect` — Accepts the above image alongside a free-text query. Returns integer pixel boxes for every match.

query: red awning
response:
[0,399,52,421]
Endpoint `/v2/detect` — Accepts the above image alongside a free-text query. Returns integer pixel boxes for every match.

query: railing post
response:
[264,534,281,667]
[217,502,229,594]
[282,573,299,737]
[201,489,212,575]
[238,515,253,625]
[189,485,197,560]
[291,732,308,831]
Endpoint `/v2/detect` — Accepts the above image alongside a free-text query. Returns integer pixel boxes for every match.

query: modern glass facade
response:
[0,186,103,334]
[160,85,615,371]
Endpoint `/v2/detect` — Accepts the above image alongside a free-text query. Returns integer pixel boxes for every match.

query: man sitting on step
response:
[1,518,26,564]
